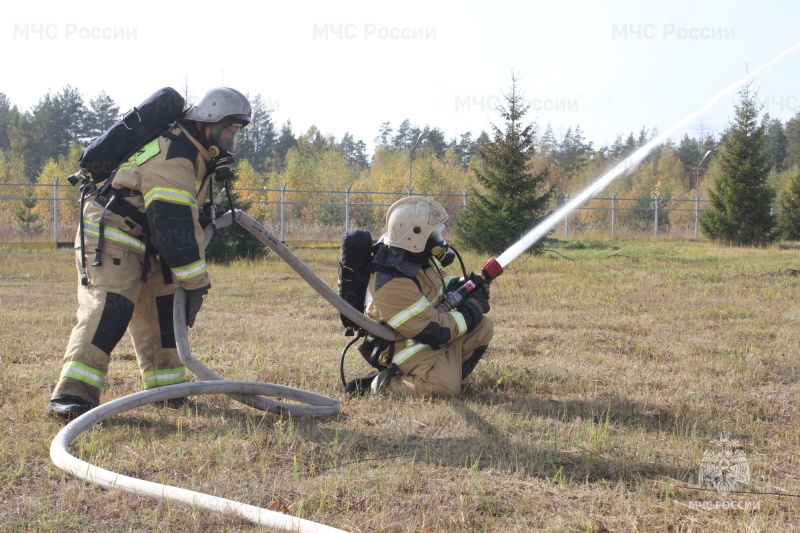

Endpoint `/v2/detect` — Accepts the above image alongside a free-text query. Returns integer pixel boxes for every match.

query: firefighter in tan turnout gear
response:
[345,197,493,397]
[47,88,253,419]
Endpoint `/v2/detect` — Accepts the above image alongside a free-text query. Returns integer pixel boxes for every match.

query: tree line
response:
[2,85,800,244]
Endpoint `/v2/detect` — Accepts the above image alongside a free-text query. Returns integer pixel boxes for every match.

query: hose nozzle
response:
[480,257,504,282]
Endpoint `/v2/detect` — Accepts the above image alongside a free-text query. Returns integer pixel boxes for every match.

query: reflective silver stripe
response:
[387,296,429,329]
[449,310,467,335]
[391,339,428,366]
[142,368,186,387]
[83,220,146,252]
[172,259,207,280]
[61,361,105,389]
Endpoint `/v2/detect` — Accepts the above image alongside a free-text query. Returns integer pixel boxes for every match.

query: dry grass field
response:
[3,238,800,532]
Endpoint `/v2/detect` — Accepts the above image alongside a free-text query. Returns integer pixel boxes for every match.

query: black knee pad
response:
[155,294,177,349]
[462,345,488,379]
[91,292,134,355]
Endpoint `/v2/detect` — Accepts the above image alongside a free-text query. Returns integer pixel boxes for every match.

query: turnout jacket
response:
[78,123,214,292]
[365,254,480,369]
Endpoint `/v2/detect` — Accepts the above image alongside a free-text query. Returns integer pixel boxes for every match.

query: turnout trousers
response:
[51,245,185,406]
[385,317,494,398]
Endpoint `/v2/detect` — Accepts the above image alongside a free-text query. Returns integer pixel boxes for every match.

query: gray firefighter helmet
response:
[183,87,253,125]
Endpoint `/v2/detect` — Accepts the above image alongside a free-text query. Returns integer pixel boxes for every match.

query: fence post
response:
[611,194,616,239]
[405,186,412,197]
[344,185,351,232]
[694,192,699,237]
[653,194,659,237]
[462,189,467,208]
[279,183,286,242]
[563,193,570,239]
[53,177,59,243]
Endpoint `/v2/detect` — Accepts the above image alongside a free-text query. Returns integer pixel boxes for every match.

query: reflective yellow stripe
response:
[449,310,467,335]
[61,361,105,390]
[144,188,198,209]
[387,296,429,329]
[172,259,207,280]
[118,156,136,172]
[83,220,146,253]
[142,367,185,387]
[392,340,428,366]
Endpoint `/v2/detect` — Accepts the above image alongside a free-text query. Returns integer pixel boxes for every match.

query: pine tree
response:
[761,114,787,172]
[776,167,800,239]
[785,111,800,169]
[273,121,297,173]
[236,94,276,173]
[0,93,11,150]
[700,85,774,245]
[84,91,120,140]
[455,74,553,254]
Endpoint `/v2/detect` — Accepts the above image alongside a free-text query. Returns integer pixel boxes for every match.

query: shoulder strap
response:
[370,263,422,291]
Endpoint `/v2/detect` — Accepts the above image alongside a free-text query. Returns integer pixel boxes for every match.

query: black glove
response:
[468,271,491,295]
[185,288,208,328]
[198,202,214,229]
[457,300,484,332]
[444,276,467,294]
[465,283,490,314]
[357,337,392,369]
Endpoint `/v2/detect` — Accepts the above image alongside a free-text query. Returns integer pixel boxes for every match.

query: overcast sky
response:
[4,0,799,153]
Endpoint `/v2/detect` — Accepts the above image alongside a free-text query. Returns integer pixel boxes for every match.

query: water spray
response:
[436,41,800,310]
[496,41,800,268]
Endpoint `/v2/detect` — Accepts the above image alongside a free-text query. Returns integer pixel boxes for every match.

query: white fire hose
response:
[49,209,404,532]
[50,381,346,532]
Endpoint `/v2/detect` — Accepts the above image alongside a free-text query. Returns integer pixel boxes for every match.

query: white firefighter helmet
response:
[385,196,449,253]
[183,87,253,125]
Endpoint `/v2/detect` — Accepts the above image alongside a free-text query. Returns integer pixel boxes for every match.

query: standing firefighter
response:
[47,88,253,419]
[346,196,493,397]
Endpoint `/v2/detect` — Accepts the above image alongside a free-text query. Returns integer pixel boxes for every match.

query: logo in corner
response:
[699,432,750,493]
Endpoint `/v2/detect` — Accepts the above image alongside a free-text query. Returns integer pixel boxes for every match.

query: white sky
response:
[3,0,799,154]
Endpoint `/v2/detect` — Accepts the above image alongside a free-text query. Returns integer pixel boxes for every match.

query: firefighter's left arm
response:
[142,157,210,292]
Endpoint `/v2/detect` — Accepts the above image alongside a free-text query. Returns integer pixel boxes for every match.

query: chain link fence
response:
[0,181,713,244]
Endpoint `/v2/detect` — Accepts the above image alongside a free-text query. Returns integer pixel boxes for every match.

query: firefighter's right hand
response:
[465,285,490,314]
[185,288,208,328]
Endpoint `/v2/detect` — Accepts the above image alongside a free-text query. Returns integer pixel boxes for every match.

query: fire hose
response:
[50,209,408,532]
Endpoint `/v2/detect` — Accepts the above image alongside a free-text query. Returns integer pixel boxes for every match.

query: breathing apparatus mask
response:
[203,118,248,184]
[207,117,244,157]
[425,230,456,268]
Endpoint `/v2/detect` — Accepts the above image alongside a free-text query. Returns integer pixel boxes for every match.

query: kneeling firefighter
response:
[47,88,253,419]
[346,196,493,397]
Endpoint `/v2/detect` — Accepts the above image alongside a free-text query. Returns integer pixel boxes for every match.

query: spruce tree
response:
[455,75,553,254]
[700,85,774,245]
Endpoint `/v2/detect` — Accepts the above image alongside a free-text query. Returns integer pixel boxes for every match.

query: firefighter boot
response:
[47,395,97,420]
[345,371,379,396]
